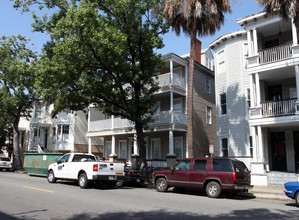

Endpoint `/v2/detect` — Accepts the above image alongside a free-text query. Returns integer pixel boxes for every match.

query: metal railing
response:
[262,98,297,117]
[259,44,292,64]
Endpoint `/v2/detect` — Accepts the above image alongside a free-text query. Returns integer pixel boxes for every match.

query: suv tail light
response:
[93,164,98,171]
[233,172,236,181]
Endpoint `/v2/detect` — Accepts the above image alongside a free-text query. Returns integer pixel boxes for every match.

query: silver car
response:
[0,157,13,171]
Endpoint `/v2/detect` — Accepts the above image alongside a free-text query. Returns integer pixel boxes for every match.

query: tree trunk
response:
[13,116,23,170]
[187,19,197,158]
[135,121,146,168]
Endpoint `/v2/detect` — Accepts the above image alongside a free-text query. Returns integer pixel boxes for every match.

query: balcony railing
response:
[259,44,292,64]
[156,72,186,90]
[262,98,297,117]
[89,111,187,132]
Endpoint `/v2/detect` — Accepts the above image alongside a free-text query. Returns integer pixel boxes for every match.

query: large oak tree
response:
[14,0,168,169]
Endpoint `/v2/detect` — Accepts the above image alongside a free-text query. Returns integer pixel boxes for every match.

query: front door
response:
[271,132,287,171]
[293,131,299,172]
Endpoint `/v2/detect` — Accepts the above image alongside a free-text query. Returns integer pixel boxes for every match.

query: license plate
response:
[108,176,116,180]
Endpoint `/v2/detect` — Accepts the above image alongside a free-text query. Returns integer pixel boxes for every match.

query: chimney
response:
[195,39,202,64]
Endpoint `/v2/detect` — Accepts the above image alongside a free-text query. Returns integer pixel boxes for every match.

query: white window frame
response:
[173,67,183,77]
[119,140,127,159]
[290,88,297,98]
[151,138,161,159]
[174,137,183,159]
[206,106,212,125]
[173,97,182,113]
[220,93,227,115]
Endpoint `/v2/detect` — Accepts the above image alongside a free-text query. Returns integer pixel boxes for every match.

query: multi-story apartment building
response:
[210,11,299,185]
[86,41,216,167]
[25,102,103,156]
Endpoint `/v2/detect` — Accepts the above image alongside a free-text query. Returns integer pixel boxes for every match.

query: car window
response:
[59,154,71,163]
[213,159,233,172]
[175,160,191,171]
[193,160,207,171]
[72,155,96,162]
[232,160,249,173]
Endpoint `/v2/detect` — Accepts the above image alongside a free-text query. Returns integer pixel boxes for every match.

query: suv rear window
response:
[232,160,249,173]
[0,158,10,162]
[213,159,233,172]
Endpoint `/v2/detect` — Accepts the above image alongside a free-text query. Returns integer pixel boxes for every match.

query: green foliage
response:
[15,0,168,127]
[0,34,37,167]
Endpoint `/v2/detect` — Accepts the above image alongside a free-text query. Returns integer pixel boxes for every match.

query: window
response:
[119,140,127,159]
[218,50,225,74]
[247,89,251,108]
[174,137,183,159]
[52,127,56,144]
[174,160,191,171]
[62,125,70,143]
[249,136,253,157]
[58,154,71,163]
[151,138,161,159]
[206,106,212,125]
[205,77,211,94]
[173,98,182,113]
[213,159,233,172]
[106,141,112,158]
[220,93,227,115]
[221,138,228,157]
[194,160,207,171]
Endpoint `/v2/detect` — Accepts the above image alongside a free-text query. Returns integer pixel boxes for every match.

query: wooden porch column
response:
[255,73,261,107]
[251,126,258,162]
[253,29,258,55]
[295,65,299,101]
[247,30,253,56]
[257,126,264,162]
[249,74,255,107]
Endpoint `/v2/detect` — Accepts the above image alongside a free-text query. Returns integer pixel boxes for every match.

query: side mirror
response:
[171,167,174,174]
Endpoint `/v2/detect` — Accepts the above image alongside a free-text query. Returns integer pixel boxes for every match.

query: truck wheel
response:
[296,192,299,207]
[47,170,56,183]
[156,178,168,192]
[79,173,89,189]
[206,181,222,198]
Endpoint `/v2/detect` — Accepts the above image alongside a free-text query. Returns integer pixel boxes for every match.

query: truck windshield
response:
[72,155,96,162]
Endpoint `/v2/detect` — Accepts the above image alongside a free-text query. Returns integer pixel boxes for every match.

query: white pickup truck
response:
[47,153,125,188]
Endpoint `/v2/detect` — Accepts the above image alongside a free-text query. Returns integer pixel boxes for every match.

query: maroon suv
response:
[153,158,252,198]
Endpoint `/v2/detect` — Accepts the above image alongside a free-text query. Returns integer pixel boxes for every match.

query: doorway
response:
[293,131,299,172]
[268,85,282,101]
[271,132,287,171]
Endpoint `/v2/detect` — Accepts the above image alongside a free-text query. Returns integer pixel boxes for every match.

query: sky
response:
[0,1,264,56]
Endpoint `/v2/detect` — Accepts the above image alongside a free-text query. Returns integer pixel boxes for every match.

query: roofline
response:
[209,30,246,49]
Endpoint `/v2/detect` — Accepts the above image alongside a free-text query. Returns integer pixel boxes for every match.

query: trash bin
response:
[23,153,64,176]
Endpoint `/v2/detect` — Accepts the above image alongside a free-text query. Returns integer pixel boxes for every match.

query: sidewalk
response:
[243,184,293,202]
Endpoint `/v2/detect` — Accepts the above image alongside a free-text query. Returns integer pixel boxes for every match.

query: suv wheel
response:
[47,170,56,183]
[296,192,299,207]
[79,173,89,189]
[156,178,168,192]
[206,181,222,198]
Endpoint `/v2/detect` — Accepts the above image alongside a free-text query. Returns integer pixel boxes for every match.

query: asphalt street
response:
[0,172,298,220]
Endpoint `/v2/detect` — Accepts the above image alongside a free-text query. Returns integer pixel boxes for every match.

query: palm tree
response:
[164,0,231,157]
[257,0,299,20]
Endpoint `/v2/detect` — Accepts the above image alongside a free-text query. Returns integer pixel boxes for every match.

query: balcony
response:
[156,72,186,90]
[89,111,187,132]
[262,98,297,117]
[259,44,292,64]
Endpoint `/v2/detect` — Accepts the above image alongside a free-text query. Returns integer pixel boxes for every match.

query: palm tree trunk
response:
[187,18,197,158]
